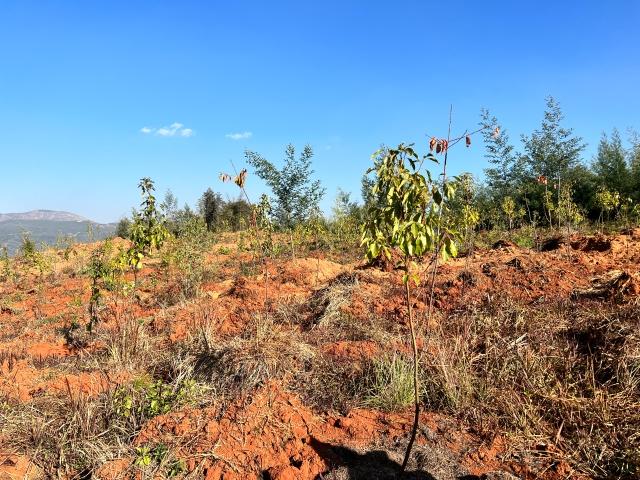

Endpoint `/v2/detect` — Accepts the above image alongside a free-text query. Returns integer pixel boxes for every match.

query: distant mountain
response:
[0,209,88,223]
[0,210,116,255]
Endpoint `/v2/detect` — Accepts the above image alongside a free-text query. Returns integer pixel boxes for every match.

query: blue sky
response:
[1,1,639,223]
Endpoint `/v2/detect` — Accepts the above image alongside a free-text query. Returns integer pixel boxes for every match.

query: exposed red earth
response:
[1,231,638,479]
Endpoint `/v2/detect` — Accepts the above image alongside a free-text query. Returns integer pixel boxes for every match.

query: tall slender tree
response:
[198,188,223,231]
[245,144,325,228]
[522,96,586,182]
[629,129,640,202]
[592,129,630,196]
[480,108,523,199]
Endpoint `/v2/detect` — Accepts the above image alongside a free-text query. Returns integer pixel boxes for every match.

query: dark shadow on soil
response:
[309,437,436,480]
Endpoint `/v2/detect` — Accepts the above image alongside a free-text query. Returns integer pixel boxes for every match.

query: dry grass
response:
[188,314,315,395]
[362,354,414,411]
[103,314,154,371]
[419,298,640,478]
[0,358,207,478]
[306,272,359,328]
[1,386,133,477]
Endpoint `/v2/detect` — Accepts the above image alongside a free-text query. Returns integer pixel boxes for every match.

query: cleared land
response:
[0,230,638,479]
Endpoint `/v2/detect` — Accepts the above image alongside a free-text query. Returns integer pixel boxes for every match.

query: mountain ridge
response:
[0,211,116,254]
[0,210,91,223]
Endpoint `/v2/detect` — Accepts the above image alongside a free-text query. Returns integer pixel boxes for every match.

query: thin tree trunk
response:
[401,276,419,472]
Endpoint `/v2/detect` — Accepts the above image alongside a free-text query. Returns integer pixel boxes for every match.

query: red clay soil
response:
[1,232,638,479]
[95,381,583,480]
[384,231,640,316]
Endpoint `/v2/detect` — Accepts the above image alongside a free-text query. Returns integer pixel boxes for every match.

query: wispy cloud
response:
[225,131,252,141]
[140,122,194,137]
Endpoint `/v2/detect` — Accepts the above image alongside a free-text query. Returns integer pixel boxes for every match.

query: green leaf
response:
[447,239,458,258]
[433,189,442,205]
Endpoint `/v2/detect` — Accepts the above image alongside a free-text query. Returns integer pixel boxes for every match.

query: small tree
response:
[160,189,180,234]
[480,109,523,199]
[556,183,584,234]
[595,186,620,232]
[522,96,585,181]
[115,218,131,239]
[85,243,116,332]
[245,144,325,228]
[198,188,224,231]
[331,189,362,246]
[126,178,168,285]
[361,142,459,471]
[451,173,480,253]
[500,196,518,230]
[592,130,631,198]
[160,189,179,220]
[219,198,253,231]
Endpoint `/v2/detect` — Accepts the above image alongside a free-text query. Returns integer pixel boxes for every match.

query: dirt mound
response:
[572,270,639,300]
[135,383,327,478]
[427,232,640,310]
[321,340,380,361]
[540,235,566,251]
[279,257,348,287]
[133,383,520,479]
[570,235,612,252]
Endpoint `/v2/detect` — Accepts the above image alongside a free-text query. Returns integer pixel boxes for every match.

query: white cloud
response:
[140,122,194,137]
[225,131,252,141]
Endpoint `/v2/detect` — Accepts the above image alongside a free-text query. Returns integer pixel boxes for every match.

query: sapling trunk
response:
[401,264,420,472]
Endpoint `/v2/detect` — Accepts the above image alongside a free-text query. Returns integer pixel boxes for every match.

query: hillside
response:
[0,211,115,254]
[0,230,638,479]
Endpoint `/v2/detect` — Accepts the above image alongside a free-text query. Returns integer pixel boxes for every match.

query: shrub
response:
[115,217,131,239]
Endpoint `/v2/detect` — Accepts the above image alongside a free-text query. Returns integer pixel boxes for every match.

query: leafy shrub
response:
[134,443,186,476]
[19,233,50,276]
[0,246,14,283]
[115,217,131,239]
[114,376,197,422]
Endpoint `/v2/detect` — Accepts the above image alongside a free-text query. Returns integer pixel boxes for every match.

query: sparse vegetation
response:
[2,102,640,480]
